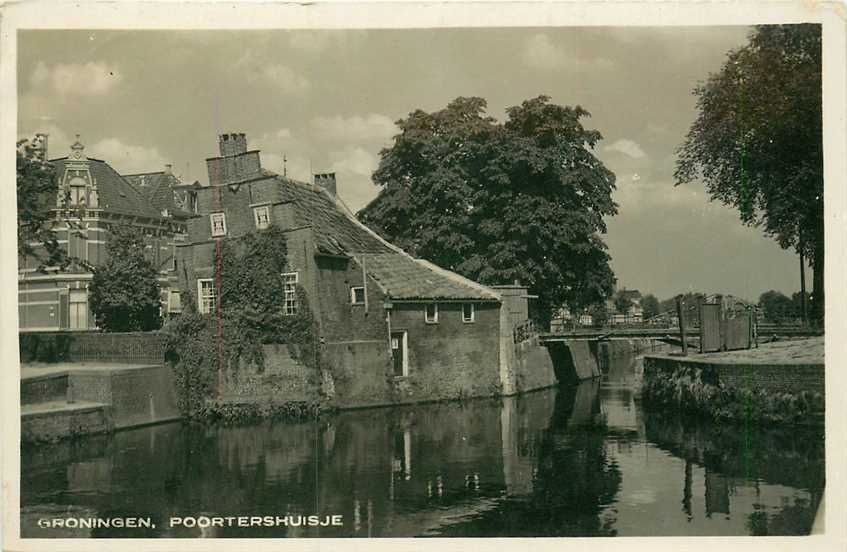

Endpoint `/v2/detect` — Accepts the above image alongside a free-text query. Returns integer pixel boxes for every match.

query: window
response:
[424,303,438,324]
[69,185,87,205]
[463,303,475,323]
[350,286,365,305]
[168,290,182,313]
[210,212,227,237]
[197,279,215,314]
[282,272,299,316]
[253,206,271,230]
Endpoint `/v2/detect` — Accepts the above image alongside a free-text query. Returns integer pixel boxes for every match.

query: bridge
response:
[539,324,822,343]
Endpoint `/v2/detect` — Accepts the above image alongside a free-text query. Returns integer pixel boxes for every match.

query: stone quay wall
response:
[20,331,166,365]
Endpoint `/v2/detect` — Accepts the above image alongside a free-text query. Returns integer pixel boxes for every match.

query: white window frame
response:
[253,205,271,230]
[197,278,215,314]
[424,303,439,324]
[462,303,475,323]
[209,212,227,238]
[350,286,365,305]
[282,272,299,316]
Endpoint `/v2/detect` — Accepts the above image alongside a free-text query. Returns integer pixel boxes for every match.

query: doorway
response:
[69,289,89,330]
[391,331,408,376]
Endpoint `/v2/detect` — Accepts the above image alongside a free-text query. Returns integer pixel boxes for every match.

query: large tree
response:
[359,96,618,324]
[17,137,65,270]
[89,225,162,332]
[675,25,823,324]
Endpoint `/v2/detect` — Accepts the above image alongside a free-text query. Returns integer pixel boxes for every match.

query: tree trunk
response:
[811,237,824,328]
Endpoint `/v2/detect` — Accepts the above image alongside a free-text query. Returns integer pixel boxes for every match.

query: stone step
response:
[21,401,112,443]
[21,372,69,406]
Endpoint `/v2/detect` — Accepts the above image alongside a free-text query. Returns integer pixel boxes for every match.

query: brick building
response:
[176,133,557,406]
[18,135,192,331]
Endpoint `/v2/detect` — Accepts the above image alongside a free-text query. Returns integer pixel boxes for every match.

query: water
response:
[21,351,824,538]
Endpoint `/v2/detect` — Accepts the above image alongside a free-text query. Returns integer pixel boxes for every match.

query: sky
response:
[17,28,808,301]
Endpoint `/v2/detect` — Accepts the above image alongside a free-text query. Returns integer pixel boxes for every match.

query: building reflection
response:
[19,367,824,538]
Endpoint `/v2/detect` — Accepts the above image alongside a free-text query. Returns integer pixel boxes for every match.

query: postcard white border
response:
[1,1,845,551]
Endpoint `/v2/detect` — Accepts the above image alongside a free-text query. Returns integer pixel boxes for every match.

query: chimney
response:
[314,172,337,196]
[219,132,247,157]
[164,163,172,175]
[207,132,261,186]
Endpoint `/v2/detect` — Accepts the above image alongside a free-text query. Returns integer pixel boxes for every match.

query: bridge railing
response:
[513,319,538,344]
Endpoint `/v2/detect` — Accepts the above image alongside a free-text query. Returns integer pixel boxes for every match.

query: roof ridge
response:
[123,170,165,177]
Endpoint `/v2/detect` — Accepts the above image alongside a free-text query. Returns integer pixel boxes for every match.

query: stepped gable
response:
[50,157,163,219]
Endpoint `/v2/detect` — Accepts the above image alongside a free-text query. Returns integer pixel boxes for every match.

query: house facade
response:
[176,133,559,406]
[18,135,191,331]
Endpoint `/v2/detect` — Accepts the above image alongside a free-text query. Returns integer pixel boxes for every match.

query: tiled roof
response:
[123,172,195,219]
[360,253,500,301]
[279,176,498,301]
[190,171,498,301]
[50,157,163,219]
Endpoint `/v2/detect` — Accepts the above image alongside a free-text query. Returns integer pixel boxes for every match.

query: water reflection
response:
[21,352,824,538]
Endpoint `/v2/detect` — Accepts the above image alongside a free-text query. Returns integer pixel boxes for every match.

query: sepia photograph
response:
[3,1,845,548]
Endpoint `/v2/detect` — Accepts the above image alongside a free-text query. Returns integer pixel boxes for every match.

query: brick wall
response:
[388,301,502,402]
[20,331,166,364]
[219,344,319,404]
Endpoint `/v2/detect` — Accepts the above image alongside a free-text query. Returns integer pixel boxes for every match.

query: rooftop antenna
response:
[283,153,287,177]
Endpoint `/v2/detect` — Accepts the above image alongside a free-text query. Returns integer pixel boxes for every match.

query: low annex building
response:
[18,135,193,331]
[176,133,559,406]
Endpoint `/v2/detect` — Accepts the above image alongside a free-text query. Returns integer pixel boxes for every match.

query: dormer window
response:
[253,205,271,230]
[68,176,87,205]
[210,212,227,237]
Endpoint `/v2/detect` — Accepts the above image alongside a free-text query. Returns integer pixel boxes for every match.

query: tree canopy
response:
[17,138,65,270]
[641,294,660,319]
[675,24,823,323]
[358,96,618,323]
[89,225,162,332]
[758,290,796,325]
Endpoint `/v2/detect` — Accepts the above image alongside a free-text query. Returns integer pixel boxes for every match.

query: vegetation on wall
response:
[641,365,824,425]
[89,225,163,332]
[164,227,325,419]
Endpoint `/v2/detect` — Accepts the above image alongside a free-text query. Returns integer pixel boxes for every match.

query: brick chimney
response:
[219,133,247,157]
[314,172,337,196]
[206,133,262,186]
[164,163,172,175]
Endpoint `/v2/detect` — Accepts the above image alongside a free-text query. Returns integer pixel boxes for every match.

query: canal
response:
[21,349,824,538]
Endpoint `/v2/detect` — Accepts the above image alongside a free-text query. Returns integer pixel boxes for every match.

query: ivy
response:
[641,366,824,425]
[164,227,327,419]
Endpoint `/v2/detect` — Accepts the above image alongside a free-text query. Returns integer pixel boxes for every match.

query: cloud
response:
[604,139,647,159]
[327,146,382,211]
[311,114,397,144]
[29,61,121,97]
[522,34,614,71]
[88,138,167,174]
[258,64,311,95]
[235,52,311,95]
[329,146,379,178]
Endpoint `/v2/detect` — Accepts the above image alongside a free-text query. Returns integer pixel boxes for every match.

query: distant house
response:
[175,133,554,406]
[18,136,191,331]
[607,287,644,325]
